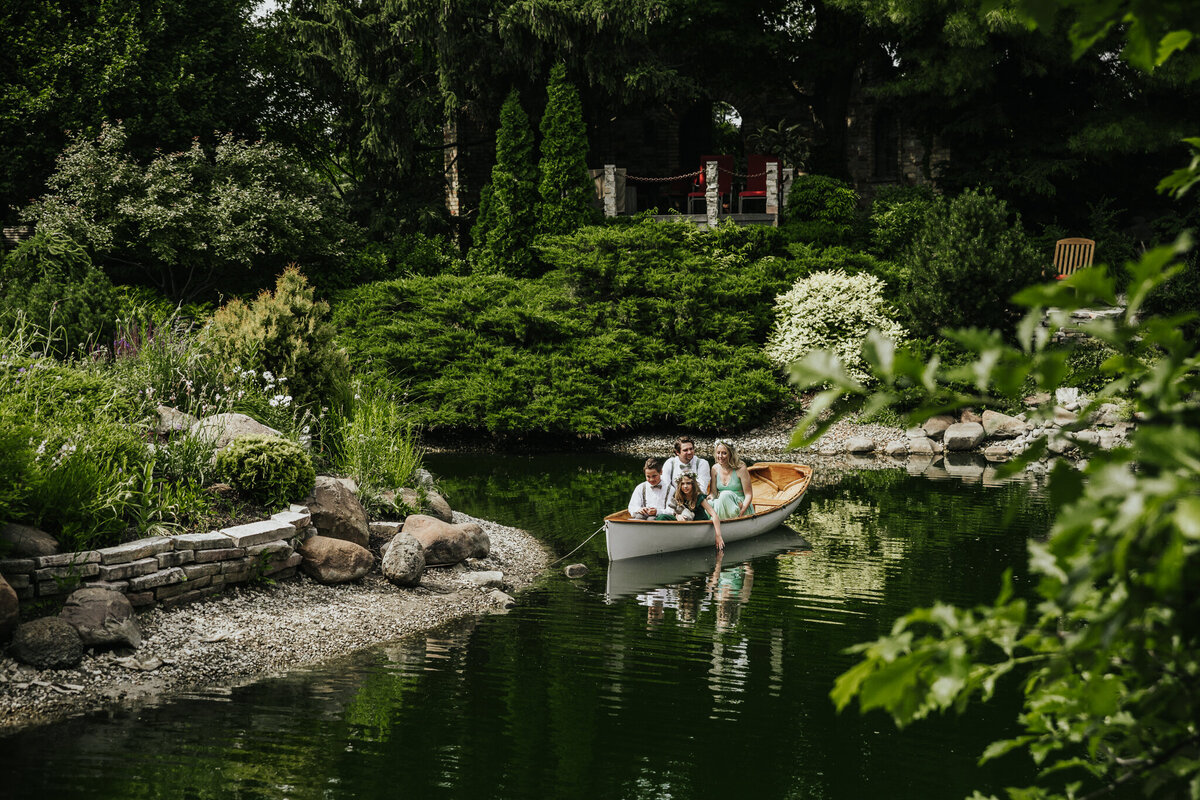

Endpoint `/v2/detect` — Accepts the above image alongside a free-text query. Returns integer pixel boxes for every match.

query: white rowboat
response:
[604,462,813,560]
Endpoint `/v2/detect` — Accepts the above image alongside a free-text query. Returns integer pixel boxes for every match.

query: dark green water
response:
[2,454,1050,799]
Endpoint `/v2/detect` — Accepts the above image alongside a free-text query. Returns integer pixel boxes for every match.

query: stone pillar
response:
[705,160,719,227]
[765,162,780,225]
[603,164,617,217]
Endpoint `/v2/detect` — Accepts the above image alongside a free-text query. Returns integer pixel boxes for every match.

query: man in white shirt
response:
[628,457,672,519]
[661,436,711,495]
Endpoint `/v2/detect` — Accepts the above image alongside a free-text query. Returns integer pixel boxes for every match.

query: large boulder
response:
[298,536,374,584]
[381,532,425,587]
[303,476,369,548]
[189,413,282,452]
[387,487,453,523]
[921,415,956,441]
[11,617,84,669]
[845,436,876,454]
[981,409,1028,439]
[0,523,59,558]
[422,491,451,523]
[155,404,199,437]
[402,515,490,565]
[0,576,18,640]
[59,587,142,649]
[943,422,986,452]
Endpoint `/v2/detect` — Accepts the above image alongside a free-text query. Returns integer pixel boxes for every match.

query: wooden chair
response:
[687,155,733,213]
[1053,237,1095,280]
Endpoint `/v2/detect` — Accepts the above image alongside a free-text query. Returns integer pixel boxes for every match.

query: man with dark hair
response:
[661,436,711,494]
[627,457,670,519]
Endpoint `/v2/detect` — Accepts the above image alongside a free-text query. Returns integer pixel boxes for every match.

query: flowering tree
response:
[22,123,357,301]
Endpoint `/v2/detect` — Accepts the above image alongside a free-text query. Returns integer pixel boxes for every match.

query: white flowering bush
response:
[765,269,905,385]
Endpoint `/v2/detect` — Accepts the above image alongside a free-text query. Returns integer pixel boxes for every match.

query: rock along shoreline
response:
[0,512,550,736]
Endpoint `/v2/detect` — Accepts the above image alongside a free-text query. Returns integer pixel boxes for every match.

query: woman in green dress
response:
[709,440,754,521]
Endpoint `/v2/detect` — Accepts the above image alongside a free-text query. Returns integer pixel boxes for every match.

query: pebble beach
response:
[0,513,550,735]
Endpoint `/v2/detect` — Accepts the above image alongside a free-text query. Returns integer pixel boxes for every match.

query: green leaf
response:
[1176,496,1200,540]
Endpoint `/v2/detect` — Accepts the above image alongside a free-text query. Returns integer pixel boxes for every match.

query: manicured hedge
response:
[333,221,794,437]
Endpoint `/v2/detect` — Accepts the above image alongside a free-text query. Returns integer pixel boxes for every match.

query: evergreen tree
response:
[537,64,596,236]
[472,89,538,276]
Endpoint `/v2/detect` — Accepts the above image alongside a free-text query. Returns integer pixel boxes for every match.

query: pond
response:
[2,453,1050,799]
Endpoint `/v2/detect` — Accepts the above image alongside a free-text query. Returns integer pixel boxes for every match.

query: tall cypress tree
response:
[537,64,596,236]
[472,89,538,276]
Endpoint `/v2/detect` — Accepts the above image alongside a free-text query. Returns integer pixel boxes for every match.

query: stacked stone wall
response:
[0,509,312,610]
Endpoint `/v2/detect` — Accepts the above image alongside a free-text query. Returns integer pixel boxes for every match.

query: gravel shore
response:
[598,409,909,474]
[0,513,550,736]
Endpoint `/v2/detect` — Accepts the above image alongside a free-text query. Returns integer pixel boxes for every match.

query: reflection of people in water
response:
[707,552,754,631]
[676,582,703,626]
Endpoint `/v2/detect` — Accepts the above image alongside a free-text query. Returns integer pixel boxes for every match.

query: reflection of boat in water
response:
[603,462,813,560]
[605,527,811,600]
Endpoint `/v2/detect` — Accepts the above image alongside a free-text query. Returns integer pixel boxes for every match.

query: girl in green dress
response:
[710,439,755,521]
[667,472,725,551]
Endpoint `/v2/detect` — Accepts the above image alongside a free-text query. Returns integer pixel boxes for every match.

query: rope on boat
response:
[549,524,604,567]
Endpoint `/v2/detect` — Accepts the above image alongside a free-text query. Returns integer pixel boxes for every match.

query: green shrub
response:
[537,64,598,236]
[22,122,361,301]
[0,230,121,357]
[0,424,36,526]
[1143,249,1199,337]
[333,222,794,437]
[869,185,938,259]
[765,269,906,385]
[203,267,349,410]
[472,89,539,276]
[1060,334,1123,395]
[899,188,1041,338]
[782,174,861,246]
[215,435,315,508]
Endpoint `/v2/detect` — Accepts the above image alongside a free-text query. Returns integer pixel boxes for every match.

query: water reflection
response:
[0,460,1051,800]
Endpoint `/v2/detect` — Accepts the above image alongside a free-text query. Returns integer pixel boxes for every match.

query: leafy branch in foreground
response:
[792,236,1200,800]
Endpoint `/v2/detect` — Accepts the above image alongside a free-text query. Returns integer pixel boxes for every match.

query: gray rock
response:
[884,440,908,456]
[1073,430,1100,446]
[1047,434,1074,455]
[960,408,983,424]
[413,469,435,490]
[564,563,588,579]
[1023,392,1052,408]
[462,570,505,589]
[380,533,425,587]
[11,617,84,669]
[1090,403,1124,427]
[1053,406,1079,425]
[921,415,956,441]
[402,515,485,566]
[425,490,453,523]
[905,426,926,440]
[488,589,515,609]
[0,576,18,640]
[981,409,1027,439]
[457,521,490,559]
[59,587,142,649]
[0,523,59,558]
[303,476,369,548]
[1055,387,1083,407]
[297,536,374,584]
[155,405,198,437]
[845,436,875,454]
[908,437,935,455]
[189,412,282,452]
[983,444,1011,462]
[943,422,986,451]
